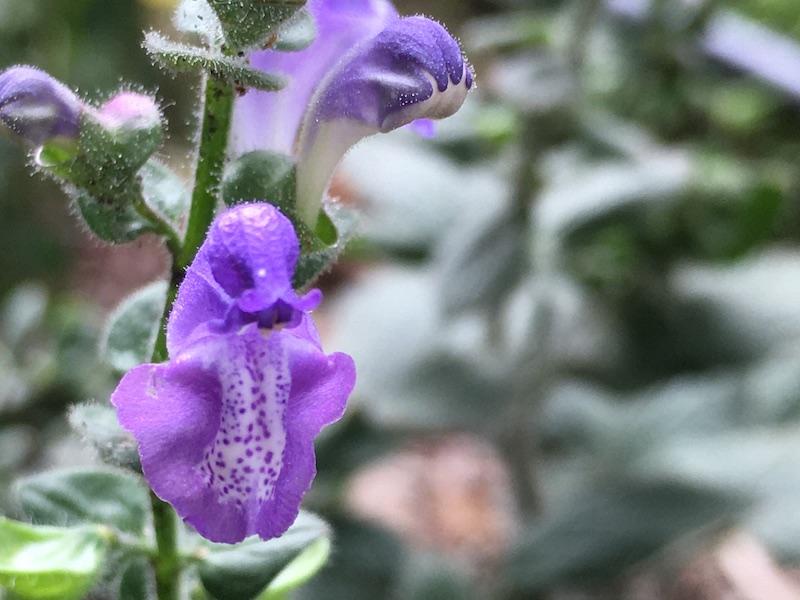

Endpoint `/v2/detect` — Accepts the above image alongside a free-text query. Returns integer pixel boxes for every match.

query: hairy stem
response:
[179,74,235,269]
[150,493,181,600]
[132,193,183,259]
[148,73,235,600]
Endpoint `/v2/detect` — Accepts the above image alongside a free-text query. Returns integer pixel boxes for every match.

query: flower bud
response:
[96,92,161,132]
[0,66,83,146]
[82,91,164,175]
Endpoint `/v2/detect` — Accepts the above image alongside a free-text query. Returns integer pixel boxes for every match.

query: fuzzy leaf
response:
[206,0,306,50]
[68,403,141,471]
[140,160,191,237]
[16,468,149,536]
[145,32,286,91]
[101,281,168,374]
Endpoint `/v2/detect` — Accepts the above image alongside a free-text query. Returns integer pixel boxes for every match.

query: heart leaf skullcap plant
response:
[231,0,474,227]
[111,204,355,543]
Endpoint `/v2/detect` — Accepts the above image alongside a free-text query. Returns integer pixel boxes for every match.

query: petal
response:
[113,325,354,543]
[167,204,320,355]
[166,245,232,356]
[295,17,473,226]
[0,65,83,145]
[230,0,398,156]
[256,328,355,539]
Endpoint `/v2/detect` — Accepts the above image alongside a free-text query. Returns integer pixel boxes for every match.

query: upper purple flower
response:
[0,66,83,146]
[112,204,355,543]
[230,0,474,226]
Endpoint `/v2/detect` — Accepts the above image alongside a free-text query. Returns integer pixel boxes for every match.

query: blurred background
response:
[3,0,800,598]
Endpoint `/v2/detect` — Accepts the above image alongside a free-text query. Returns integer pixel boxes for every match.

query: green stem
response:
[150,493,181,600]
[132,194,183,259]
[147,73,235,600]
[179,74,235,269]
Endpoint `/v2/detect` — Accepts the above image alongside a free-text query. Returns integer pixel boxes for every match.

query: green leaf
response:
[274,8,316,51]
[506,481,748,594]
[68,403,141,471]
[258,537,331,600]
[16,468,149,536]
[0,517,107,600]
[72,188,153,244]
[199,512,330,600]
[293,203,358,290]
[144,32,286,92]
[206,0,305,50]
[223,151,296,214]
[101,281,168,374]
[538,153,692,237]
[437,202,527,315]
[140,160,191,237]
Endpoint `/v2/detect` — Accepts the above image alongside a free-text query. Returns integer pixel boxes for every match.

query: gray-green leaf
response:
[101,281,168,374]
[68,403,141,472]
[16,468,149,536]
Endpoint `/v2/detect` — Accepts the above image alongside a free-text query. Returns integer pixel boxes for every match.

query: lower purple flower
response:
[111,204,355,543]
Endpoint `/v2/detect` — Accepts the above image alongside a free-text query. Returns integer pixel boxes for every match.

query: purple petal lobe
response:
[231,0,398,156]
[0,65,83,145]
[167,204,320,355]
[295,16,473,225]
[112,323,354,543]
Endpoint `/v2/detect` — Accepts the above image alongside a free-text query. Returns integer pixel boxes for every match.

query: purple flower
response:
[0,65,83,146]
[231,0,473,226]
[111,204,355,543]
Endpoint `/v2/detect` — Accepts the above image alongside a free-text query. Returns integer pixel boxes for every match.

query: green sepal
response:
[73,111,163,192]
[0,517,108,600]
[68,403,141,472]
[145,32,286,92]
[198,512,330,600]
[293,202,358,290]
[16,468,150,536]
[101,281,168,374]
[206,0,306,51]
[274,8,316,52]
[223,151,296,214]
[47,112,169,244]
